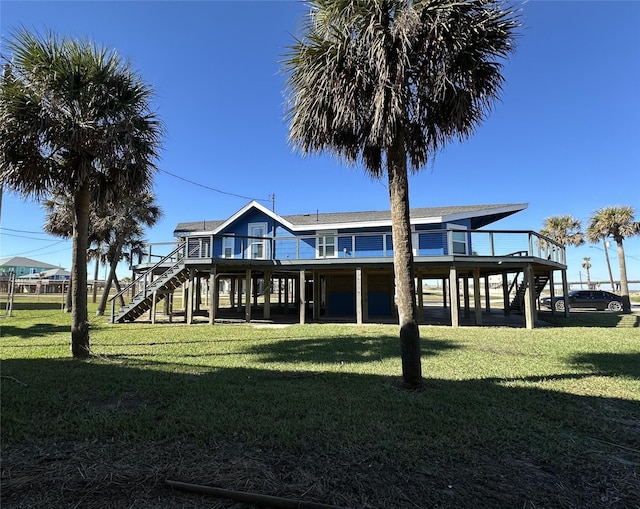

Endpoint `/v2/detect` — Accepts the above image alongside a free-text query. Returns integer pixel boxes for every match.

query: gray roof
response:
[282,204,522,226]
[174,203,527,236]
[0,256,60,269]
[174,220,224,235]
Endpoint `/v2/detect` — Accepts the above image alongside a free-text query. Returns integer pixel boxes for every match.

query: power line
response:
[0,226,51,235]
[1,240,67,258]
[1,231,63,241]
[159,169,271,204]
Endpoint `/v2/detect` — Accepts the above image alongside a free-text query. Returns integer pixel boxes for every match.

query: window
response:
[248,223,268,259]
[452,231,467,254]
[317,233,337,258]
[223,235,234,258]
[444,224,470,255]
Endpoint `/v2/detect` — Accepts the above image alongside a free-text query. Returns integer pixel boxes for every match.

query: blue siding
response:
[368,292,392,316]
[272,237,315,259]
[299,237,316,258]
[328,292,355,316]
[354,234,384,257]
[179,204,489,261]
[337,236,353,257]
[417,230,447,256]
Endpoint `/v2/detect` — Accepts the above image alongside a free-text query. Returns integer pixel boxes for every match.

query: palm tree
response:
[43,190,109,309]
[284,0,519,387]
[586,206,640,313]
[95,192,162,316]
[581,257,591,289]
[587,238,615,293]
[0,30,162,357]
[539,215,584,249]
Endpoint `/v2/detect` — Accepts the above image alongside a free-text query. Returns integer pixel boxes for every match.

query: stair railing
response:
[110,242,185,323]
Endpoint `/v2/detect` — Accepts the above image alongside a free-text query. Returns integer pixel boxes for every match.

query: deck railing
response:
[138,229,565,266]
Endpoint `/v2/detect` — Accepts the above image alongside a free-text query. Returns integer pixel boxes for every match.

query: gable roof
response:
[0,256,60,270]
[174,201,527,236]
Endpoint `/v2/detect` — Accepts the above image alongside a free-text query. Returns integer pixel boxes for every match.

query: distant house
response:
[16,267,71,294]
[0,256,60,278]
[114,201,568,329]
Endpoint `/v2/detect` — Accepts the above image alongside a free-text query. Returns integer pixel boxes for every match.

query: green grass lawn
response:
[1,295,639,508]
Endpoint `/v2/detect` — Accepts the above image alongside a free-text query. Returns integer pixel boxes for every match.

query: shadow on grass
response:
[570,352,640,379]
[7,302,64,311]
[1,323,69,339]
[246,334,459,364]
[538,310,640,328]
[1,356,639,509]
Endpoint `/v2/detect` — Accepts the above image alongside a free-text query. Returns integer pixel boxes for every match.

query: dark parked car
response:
[540,290,623,312]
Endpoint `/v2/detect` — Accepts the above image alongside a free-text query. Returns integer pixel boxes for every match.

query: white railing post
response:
[528,233,534,256]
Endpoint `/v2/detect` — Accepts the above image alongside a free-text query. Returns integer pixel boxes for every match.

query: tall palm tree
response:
[0,30,162,357]
[586,237,615,293]
[284,0,519,387]
[95,192,162,316]
[581,257,591,289]
[539,215,584,249]
[586,206,640,313]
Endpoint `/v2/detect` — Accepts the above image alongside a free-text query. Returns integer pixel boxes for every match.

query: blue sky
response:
[1,0,639,285]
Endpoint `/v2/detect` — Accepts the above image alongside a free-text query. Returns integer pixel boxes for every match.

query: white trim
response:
[222,234,235,259]
[448,224,468,255]
[316,231,338,259]
[212,201,295,235]
[247,222,268,259]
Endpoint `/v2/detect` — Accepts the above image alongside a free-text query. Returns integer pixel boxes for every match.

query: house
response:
[0,257,63,293]
[16,267,71,294]
[113,201,568,328]
[0,256,60,278]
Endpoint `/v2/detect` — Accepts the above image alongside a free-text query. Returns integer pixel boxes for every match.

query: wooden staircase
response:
[510,274,550,312]
[111,243,188,323]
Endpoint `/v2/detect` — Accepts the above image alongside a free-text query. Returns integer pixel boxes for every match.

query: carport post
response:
[449,266,460,328]
[473,269,482,325]
[264,270,272,320]
[549,270,556,316]
[502,272,510,316]
[245,269,252,323]
[356,268,363,325]
[299,270,306,324]
[209,266,217,325]
[524,264,536,329]
[561,269,570,317]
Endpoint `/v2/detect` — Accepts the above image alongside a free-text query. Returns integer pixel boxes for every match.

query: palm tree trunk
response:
[65,275,72,313]
[96,267,114,316]
[71,183,91,357]
[602,242,615,292]
[92,248,100,303]
[97,240,124,315]
[113,276,125,307]
[387,133,422,388]
[615,238,631,313]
